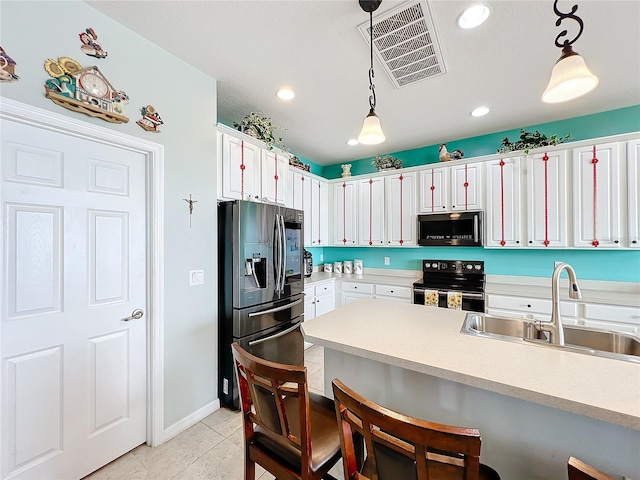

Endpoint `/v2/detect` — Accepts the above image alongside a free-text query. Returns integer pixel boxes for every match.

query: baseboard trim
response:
[161,399,220,443]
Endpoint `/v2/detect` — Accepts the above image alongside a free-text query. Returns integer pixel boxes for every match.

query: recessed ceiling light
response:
[276,88,295,101]
[347,138,359,146]
[471,106,490,117]
[457,4,490,29]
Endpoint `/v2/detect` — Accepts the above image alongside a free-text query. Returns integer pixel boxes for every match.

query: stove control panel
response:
[422,260,484,274]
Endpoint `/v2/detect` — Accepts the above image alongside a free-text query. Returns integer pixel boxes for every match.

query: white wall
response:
[0,1,219,430]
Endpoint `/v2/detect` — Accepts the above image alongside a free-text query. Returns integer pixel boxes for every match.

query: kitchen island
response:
[302,300,640,479]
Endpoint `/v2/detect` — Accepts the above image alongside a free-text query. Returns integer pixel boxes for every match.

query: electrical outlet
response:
[384,257,390,266]
[320,254,324,262]
[223,378,229,395]
[189,269,205,286]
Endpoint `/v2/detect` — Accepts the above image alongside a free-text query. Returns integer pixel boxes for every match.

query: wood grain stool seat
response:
[231,342,343,480]
[567,456,615,480]
[332,378,501,480]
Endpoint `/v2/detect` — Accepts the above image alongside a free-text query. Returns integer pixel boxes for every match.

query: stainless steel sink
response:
[461,313,640,363]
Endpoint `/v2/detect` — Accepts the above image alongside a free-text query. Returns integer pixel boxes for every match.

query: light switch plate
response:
[189,269,204,286]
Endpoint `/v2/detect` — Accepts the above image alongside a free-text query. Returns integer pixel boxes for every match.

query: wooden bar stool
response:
[568,457,615,480]
[332,378,501,480]
[231,342,343,480]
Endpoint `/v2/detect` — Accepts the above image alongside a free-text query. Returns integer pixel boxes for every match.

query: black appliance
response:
[303,249,313,277]
[218,200,305,409]
[412,260,485,313]
[417,211,483,247]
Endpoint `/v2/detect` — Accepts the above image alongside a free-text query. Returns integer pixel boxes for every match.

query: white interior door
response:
[1,119,147,480]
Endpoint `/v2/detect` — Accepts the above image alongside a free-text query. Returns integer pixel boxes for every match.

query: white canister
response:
[333,261,343,274]
[353,259,364,274]
[343,260,353,274]
[323,263,333,273]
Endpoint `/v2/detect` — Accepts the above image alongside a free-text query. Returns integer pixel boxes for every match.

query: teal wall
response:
[308,105,640,283]
[321,105,640,179]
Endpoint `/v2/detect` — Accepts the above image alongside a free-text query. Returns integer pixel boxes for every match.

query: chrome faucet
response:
[537,263,582,346]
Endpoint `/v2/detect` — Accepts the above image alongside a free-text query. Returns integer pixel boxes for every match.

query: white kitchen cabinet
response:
[581,303,640,333]
[340,281,373,305]
[375,284,412,303]
[220,133,261,200]
[261,149,289,205]
[333,180,358,245]
[310,178,329,246]
[305,279,336,318]
[486,294,579,324]
[419,167,448,213]
[526,150,569,248]
[572,142,622,248]
[451,161,483,211]
[386,172,417,246]
[357,176,385,246]
[291,169,313,246]
[627,139,640,248]
[485,156,523,248]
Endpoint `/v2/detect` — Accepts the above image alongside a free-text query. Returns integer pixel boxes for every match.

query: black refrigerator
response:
[218,200,305,409]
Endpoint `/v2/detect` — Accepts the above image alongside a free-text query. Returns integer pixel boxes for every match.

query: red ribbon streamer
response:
[399,175,404,245]
[343,183,347,245]
[240,141,245,198]
[543,154,550,247]
[591,146,599,247]
[499,160,506,246]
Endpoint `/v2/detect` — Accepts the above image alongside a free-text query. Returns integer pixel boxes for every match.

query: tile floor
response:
[84,345,341,480]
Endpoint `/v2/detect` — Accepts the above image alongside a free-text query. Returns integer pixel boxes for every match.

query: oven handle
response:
[413,288,484,300]
[248,321,301,346]
[247,298,302,317]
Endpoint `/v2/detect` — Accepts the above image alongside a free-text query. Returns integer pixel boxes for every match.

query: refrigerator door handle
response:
[248,321,301,346]
[274,214,282,292]
[279,214,286,292]
[247,298,303,317]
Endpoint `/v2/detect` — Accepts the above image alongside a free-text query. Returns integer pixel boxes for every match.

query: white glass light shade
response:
[358,110,385,145]
[542,53,598,103]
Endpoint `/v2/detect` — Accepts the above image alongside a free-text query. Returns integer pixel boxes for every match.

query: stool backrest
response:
[332,378,483,480]
[568,457,615,480]
[232,342,312,475]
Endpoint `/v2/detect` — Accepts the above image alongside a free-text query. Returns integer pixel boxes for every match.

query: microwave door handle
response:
[248,298,303,317]
[248,321,301,346]
[473,214,479,243]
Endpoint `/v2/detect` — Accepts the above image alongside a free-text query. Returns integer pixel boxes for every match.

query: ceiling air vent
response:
[358,0,446,88]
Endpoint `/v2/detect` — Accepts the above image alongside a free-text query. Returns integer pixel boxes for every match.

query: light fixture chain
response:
[552,0,584,48]
[368,10,376,111]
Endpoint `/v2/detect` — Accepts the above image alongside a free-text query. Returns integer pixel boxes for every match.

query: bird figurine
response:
[439,143,464,162]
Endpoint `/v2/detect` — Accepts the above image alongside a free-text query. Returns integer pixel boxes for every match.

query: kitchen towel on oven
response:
[447,291,462,310]
[424,289,439,307]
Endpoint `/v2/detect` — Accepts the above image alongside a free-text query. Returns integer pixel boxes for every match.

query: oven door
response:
[413,287,485,313]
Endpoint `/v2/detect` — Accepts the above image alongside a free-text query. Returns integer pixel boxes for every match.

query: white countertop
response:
[302,300,640,430]
[305,269,421,288]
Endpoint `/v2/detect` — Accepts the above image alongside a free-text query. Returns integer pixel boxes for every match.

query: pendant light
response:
[542,0,598,103]
[357,0,385,145]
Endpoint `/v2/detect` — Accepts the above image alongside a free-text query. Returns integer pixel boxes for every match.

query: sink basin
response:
[461,313,640,363]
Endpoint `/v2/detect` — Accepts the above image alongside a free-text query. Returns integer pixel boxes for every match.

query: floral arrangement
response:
[372,154,403,171]
[498,129,573,154]
[289,155,310,171]
[233,112,287,151]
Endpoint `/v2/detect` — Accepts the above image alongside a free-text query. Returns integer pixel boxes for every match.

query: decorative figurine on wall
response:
[0,46,20,82]
[79,28,108,58]
[136,105,163,133]
[43,57,129,123]
[183,194,198,227]
[439,143,464,162]
[341,164,352,177]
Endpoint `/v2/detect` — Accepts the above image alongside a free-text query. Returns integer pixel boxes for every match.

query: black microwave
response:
[417,211,483,247]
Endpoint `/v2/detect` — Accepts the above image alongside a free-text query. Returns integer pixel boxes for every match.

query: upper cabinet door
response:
[485,157,523,248]
[357,177,385,246]
[261,150,289,205]
[419,167,448,213]
[310,178,329,246]
[572,142,622,248]
[627,139,640,248]
[526,150,568,248]
[386,172,416,246]
[291,170,312,246]
[451,162,483,211]
[221,133,261,200]
[333,180,357,245]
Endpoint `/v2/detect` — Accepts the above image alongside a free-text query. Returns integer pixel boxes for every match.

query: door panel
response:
[1,119,147,480]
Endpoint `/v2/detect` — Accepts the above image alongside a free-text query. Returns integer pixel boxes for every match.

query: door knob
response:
[122,308,144,322]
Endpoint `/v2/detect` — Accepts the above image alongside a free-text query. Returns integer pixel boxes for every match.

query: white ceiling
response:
[87,0,640,166]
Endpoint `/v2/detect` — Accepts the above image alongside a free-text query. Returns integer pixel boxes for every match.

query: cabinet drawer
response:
[342,282,373,294]
[375,284,411,299]
[583,303,640,325]
[304,286,314,299]
[315,282,334,296]
[487,295,577,317]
